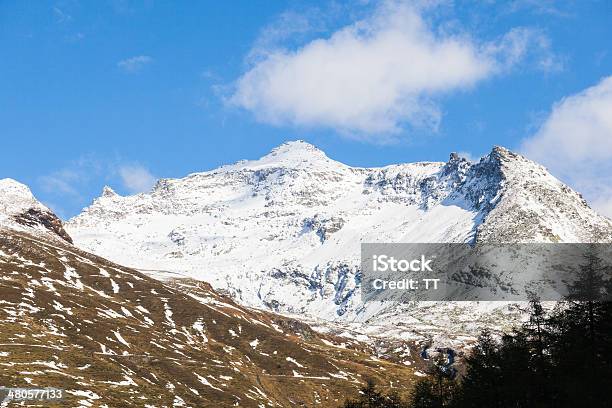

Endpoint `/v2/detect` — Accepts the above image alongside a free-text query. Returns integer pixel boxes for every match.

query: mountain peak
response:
[0,178,72,243]
[489,145,519,161]
[266,140,327,159]
[0,178,42,216]
[102,185,118,197]
[226,140,341,172]
[0,178,35,200]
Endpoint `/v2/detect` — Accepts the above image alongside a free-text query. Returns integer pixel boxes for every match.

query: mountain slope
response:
[65,141,612,343]
[0,187,417,407]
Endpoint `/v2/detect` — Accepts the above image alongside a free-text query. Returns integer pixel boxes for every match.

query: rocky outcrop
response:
[13,208,73,243]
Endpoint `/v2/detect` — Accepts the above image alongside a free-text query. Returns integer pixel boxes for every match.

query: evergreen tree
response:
[408,352,456,408]
[340,248,612,408]
[522,295,555,406]
[342,379,408,408]
[448,248,612,408]
[451,330,502,408]
[547,247,612,407]
[409,378,441,408]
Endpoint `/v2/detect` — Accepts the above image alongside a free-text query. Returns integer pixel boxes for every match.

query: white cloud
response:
[246,7,334,64]
[39,156,101,198]
[591,195,612,220]
[229,1,555,140]
[485,27,563,74]
[521,76,612,218]
[117,55,153,73]
[39,170,80,196]
[118,164,156,193]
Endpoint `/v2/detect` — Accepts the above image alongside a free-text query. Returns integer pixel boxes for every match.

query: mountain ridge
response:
[63,142,612,349]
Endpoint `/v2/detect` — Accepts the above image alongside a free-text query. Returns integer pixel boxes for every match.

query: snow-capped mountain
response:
[0,178,72,243]
[65,141,612,344]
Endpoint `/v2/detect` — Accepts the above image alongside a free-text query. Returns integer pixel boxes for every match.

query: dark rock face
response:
[303,214,345,242]
[13,208,73,243]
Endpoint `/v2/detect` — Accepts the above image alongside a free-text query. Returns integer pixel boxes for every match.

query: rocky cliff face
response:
[64,141,612,345]
[12,208,73,243]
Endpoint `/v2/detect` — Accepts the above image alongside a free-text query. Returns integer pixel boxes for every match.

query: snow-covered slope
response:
[65,141,612,343]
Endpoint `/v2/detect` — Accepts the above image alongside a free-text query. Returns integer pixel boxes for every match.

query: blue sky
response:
[1,0,612,218]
